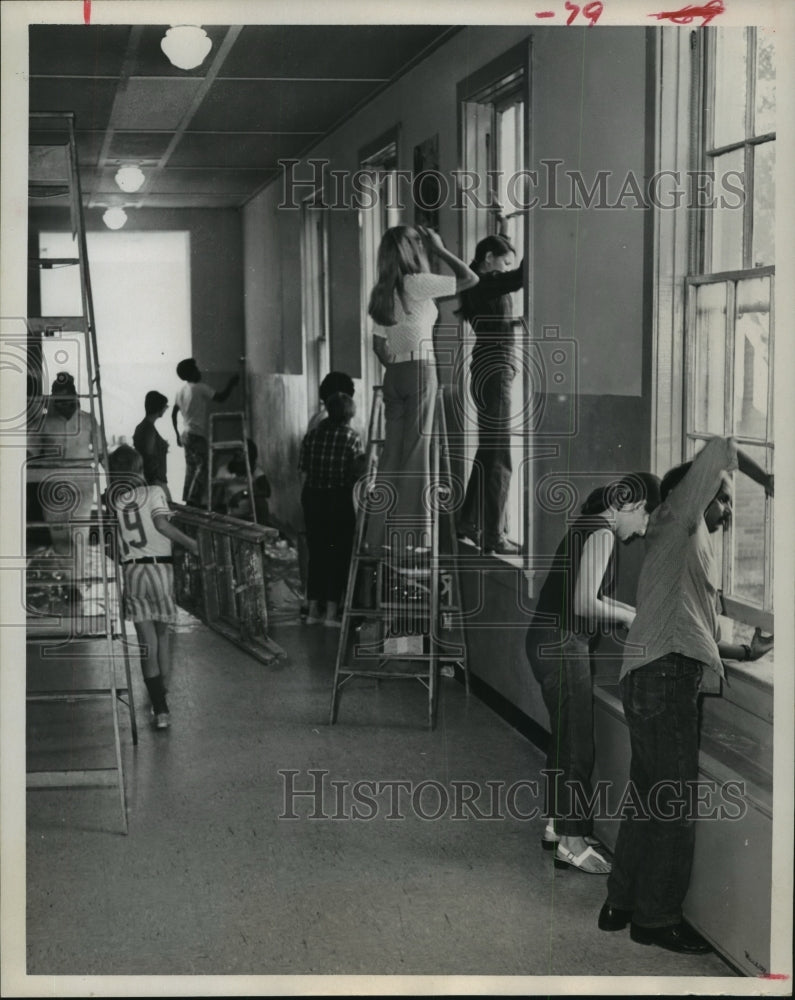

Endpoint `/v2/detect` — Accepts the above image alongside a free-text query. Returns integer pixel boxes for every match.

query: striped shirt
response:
[116,485,173,560]
[299,420,362,489]
[621,436,738,691]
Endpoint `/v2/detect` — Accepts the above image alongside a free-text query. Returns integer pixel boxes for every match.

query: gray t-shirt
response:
[621,435,738,691]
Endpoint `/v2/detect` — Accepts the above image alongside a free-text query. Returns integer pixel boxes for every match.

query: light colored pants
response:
[366,360,437,551]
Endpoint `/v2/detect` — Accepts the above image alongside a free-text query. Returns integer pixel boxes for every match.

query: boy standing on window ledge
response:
[598,435,773,954]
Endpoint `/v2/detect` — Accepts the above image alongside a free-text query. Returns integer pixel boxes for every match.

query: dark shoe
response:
[483,536,520,556]
[598,902,633,931]
[456,521,481,546]
[630,921,712,954]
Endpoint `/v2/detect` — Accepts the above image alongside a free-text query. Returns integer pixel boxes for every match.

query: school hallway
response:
[25,612,734,984]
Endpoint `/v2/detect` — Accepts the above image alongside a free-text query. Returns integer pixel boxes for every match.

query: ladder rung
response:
[210,440,246,449]
[28,257,81,267]
[27,316,88,334]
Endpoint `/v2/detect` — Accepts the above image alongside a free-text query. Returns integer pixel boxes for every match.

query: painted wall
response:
[241,25,653,729]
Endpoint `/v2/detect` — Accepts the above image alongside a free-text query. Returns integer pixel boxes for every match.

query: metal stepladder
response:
[207,411,257,522]
[26,112,135,833]
[329,384,470,729]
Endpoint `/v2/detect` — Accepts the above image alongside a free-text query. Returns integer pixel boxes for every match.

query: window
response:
[358,132,401,421]
[300,199,329,420]
[685,27,775,628]
[459,50,530,555]
[38,230,192,491]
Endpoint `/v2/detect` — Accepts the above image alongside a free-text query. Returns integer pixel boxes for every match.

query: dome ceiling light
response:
[102,207,128,230]
[160,25,212,70]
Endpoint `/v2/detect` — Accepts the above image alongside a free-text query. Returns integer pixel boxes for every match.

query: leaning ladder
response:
[207,411,257,522]
[26,112,134,833]
[329,384,469,729]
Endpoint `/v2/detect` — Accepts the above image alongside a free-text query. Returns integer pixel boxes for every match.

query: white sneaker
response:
[154,712,170,730]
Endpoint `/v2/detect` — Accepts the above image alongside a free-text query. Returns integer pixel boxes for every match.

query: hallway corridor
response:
[25,613,734,985]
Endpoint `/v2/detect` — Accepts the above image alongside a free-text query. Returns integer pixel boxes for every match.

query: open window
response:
[458,45,530,556]
[685,27,775,633]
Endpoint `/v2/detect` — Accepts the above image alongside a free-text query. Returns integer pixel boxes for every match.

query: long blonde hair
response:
[367,226,426,326]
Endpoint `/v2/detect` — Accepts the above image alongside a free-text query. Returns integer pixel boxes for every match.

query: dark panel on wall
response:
[532,391,650,603]
[328,209,362,379]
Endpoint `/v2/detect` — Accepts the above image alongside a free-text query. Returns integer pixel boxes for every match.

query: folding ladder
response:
[26,112,134,833]
[207,411,257,522]
[329,385,469,729]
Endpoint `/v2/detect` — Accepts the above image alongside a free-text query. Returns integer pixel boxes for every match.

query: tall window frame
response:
[684,26,775,630]
[458,44,531,558]
[300,196,330,421]
[358,128,402,422]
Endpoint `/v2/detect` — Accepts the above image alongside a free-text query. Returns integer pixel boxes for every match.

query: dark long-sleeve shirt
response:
[460,260,525,366]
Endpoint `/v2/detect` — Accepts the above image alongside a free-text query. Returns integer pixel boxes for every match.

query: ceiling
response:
[29,24,458,210]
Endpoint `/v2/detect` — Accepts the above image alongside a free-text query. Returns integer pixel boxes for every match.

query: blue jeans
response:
[526,628,595,837]
[606,653,702,928]
[460,360,514,546]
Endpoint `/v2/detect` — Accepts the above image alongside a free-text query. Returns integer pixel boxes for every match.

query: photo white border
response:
[2,1,793,996]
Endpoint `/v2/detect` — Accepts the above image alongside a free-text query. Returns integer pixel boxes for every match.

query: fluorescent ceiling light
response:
[160,25,212,70]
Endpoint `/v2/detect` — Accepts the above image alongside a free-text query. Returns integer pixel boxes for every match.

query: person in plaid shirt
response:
[299,392,364,626]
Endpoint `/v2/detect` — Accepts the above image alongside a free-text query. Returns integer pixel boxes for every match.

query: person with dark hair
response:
[107,444,198,729]
[171,358,239,506]
[307,371,357,435]
[366,225,478,554]
[599,436,773,953]
[133,390,171,499]
[299,392,364,627]
[457,216,525,555]
[526,472,662,874]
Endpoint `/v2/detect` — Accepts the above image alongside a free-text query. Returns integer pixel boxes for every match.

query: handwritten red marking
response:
[83,0,91,24]
[535,10,556,16]
[761,974,790,980]
[649,0,725,26]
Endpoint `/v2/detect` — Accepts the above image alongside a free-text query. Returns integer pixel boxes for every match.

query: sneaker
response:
[154,712,170,730]
[484,536,520,556]
[305,615,323,625]
[323,617,342,628]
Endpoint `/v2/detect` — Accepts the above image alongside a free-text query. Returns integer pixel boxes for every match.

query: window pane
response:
[712,28,749,148]
[730,444,771,607]
[692,281,727,434]
[709,149,745,272]
[752,141,775,267]
[733,276,770,439]
[754,27,775,136]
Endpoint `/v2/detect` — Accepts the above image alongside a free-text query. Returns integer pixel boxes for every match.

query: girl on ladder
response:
[365,225,478,557]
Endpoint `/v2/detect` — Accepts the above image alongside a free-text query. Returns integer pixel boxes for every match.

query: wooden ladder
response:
[329,385,469,729]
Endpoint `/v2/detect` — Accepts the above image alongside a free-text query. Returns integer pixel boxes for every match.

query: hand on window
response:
[749,626,773,660]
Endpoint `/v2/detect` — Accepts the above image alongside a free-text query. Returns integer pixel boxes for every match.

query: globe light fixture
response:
[160,25,212,70]
[103,207,128,230]
[114,165,145,193]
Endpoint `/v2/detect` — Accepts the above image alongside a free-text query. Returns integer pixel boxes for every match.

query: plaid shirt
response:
[299,420,362,489]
